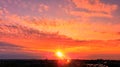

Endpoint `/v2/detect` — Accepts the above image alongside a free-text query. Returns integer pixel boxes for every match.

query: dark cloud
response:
[0,24,63,39]
[0,42,44,59]
[0,41,21,47]
[100,31,120,34]
[0,52,40,59]
[88,54,120,60]
[0,41,22,50]
[116,32,120,35]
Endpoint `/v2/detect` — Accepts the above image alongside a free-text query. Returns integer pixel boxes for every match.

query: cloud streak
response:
[72,0,117,13]
[65,0,118,18]
[0,41,48,59]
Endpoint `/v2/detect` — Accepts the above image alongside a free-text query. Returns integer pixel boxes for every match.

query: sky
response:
[0,0,120,60]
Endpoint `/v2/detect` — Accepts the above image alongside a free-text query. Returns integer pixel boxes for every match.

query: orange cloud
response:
[0,9,3,15]
[1,38,120,59]
[0,0,120,60]
[0,10,120,40]
[0,8,120,40]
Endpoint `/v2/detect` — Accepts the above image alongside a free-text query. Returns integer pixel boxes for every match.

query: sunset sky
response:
[0,0,120,60]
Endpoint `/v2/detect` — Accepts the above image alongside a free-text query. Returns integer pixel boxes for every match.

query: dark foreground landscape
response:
[0,59,120,67]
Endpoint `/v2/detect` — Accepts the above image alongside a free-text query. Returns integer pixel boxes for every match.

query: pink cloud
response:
[69,10,112,18]
[71,0,117,14]
[0,9,3,15]
[0,8,120,59]
[38,4,49,12]
[65,0,118,18]
[0,0,120,60]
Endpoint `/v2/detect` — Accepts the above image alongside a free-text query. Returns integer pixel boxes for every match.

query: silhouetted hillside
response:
[0,59,120,67]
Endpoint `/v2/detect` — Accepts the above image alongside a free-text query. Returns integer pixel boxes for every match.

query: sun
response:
[55,50,71,64]
[56,51,64,58]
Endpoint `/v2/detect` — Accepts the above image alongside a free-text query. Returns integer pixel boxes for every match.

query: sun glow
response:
[55,50,71,64]
[56,51,64,58]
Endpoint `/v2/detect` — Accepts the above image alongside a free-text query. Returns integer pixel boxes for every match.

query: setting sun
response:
[56,51,64,58]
